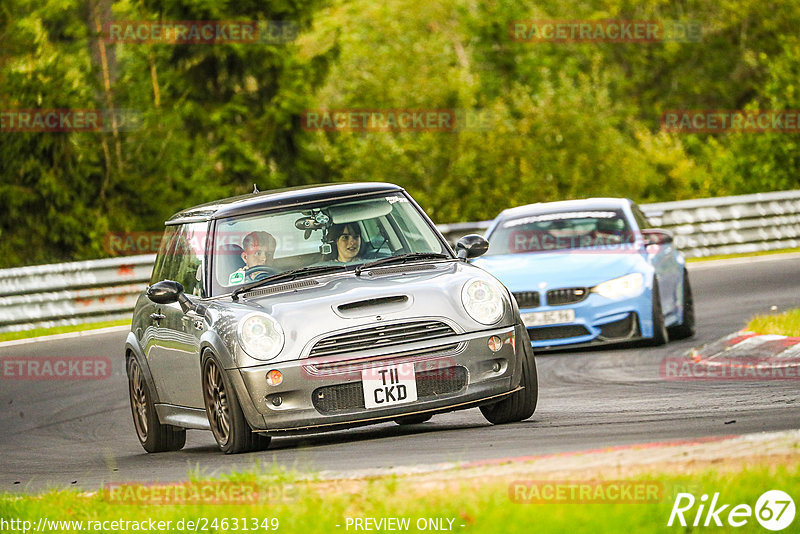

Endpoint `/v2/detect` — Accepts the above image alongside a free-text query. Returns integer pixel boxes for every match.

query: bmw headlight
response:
[237,313,284,360]
[591,273,644,299]
[461,279,505,325]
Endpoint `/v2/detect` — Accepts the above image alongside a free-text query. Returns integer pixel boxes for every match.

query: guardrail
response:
[1,190,798,333]
[438,189,800,257]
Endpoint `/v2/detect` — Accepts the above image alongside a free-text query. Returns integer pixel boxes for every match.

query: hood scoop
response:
[335,295,410,318]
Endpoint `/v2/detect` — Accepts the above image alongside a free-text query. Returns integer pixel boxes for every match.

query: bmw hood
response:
[472,251,650,292]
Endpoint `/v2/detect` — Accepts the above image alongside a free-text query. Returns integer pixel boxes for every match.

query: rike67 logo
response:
[668,490,795,531]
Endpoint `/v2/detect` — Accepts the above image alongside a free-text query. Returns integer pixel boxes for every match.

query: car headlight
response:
[237,313,284,360]
[591,273,644,299]
[462,279,505,325]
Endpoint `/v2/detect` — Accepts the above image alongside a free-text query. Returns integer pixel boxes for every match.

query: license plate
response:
[362,363,418,409]
[521,309,576,327]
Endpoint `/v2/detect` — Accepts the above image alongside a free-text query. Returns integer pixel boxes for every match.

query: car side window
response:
[150,222,206,297]
[150,226,180,285]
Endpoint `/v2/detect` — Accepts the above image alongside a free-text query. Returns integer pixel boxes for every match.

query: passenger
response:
[327,223,364,264]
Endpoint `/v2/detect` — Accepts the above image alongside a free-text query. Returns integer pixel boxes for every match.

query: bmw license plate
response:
[521,309,576,327]
[362,363,418,409]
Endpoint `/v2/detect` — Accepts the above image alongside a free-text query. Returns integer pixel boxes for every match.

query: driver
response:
[228,231,276,284]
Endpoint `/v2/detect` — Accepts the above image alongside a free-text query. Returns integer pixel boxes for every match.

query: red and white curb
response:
[661,331,800,381]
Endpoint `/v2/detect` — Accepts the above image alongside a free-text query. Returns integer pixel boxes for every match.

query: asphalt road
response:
[1,254,799,492]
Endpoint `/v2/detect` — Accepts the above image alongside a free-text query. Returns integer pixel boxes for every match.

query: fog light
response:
[271,396,283,407]
[266,369,283,386]
[488,336,503,352]
[492,361,501,372]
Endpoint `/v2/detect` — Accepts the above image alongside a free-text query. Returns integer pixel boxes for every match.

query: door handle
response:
[150,313,166,321]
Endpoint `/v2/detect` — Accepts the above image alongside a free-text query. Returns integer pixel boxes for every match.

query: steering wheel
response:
[245,265,279,281]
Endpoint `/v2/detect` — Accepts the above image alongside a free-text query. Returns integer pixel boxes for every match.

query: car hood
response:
[207,261,515,366]
[472,251,649,292]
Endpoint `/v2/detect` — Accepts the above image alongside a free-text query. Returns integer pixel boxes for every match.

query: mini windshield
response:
[210,193,449,295]
[485,209,634,255]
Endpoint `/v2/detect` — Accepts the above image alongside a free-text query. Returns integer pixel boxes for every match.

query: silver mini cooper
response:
[125,183,537,453]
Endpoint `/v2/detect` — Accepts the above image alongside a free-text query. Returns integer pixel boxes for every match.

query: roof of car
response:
[496,198,633,220]
[166,182,405,224]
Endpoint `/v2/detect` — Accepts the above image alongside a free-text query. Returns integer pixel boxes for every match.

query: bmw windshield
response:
[486,209,636,255]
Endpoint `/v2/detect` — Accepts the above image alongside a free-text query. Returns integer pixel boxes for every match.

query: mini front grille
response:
[309,320,457,358]
[311,366,467,414]
[307,343,461,374]
[546,287,589,306]
[416,366,467,397]
[513,291,540,309]
[527,324,590,341]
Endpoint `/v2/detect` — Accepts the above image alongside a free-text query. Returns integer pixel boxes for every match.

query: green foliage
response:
[2,0,799,265]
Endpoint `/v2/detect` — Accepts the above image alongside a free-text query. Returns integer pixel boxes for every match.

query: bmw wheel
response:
[668,270,695,340]
[647,278,668,346]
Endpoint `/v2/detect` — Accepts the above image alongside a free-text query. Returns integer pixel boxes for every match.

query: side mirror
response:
[641,229,673,246]
[147,280,184,304]
[456,234,490,260]
[147,280,204,315]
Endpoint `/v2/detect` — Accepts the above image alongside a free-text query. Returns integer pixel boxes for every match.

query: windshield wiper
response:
[354,252,451,276]
[231,264,346,300]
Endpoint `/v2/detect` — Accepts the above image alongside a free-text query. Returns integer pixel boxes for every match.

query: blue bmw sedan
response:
[472,198,694,349]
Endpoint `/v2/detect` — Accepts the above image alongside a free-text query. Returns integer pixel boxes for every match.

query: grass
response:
[687,246,800,263]
[0,319,130,343]
[1,461,798,533]
[747,308,800,336]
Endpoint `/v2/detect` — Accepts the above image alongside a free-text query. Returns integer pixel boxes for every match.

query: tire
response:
[127,357,186,453]
[394,414,433,425]
[480,349,538,425]
[668,270,695,340]
[647,278,668,346]
[202,357,271,454]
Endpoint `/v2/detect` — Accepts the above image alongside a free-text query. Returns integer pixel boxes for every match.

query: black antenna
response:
[253,184,260,194]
